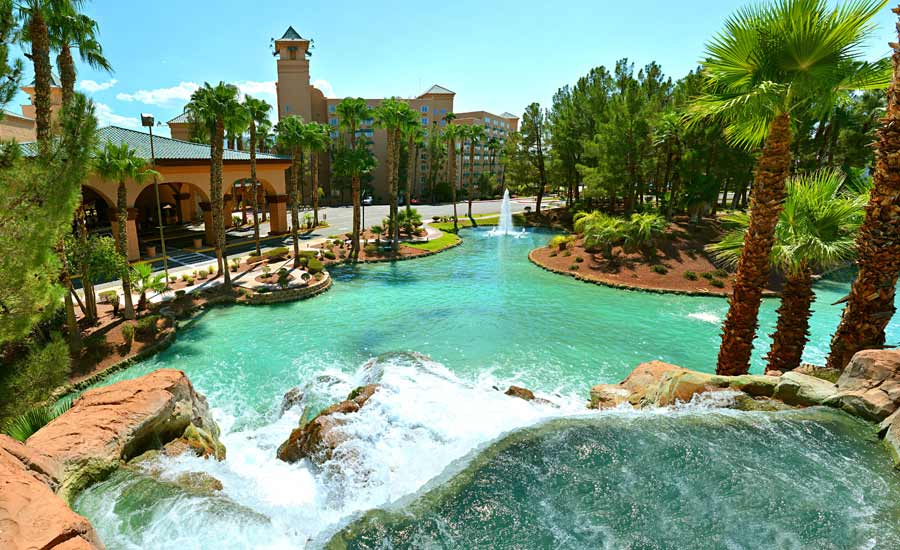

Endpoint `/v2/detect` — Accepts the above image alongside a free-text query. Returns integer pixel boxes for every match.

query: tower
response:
[274,26,312,122]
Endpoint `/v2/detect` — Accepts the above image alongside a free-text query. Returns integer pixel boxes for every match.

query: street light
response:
[141,113,169,284]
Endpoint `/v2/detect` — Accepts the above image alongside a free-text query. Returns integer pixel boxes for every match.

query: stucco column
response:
[260,190,268,222]
[175,192,191,224]
[199,201,215,245]
[109,208,140,262]
[223,194,234,228]
[267,194,288,235]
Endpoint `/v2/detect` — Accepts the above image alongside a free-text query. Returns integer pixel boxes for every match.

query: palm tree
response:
[486,136,500,179]
[130,262,166,312]
[306,122,331,227]
[242,95,271,256]
[466,124,486,224]
[186,82,243,291]
[829,8,900,369]
[336,97,373,261]
[274,115,306,267]
[709,169,865,373]
[402,118,424,215]
[652,112,684,221]
[687,0,889,375]
[48,8,111,106]
[94,141,158,320]
[374,98,415,253]
[443,113,460,231]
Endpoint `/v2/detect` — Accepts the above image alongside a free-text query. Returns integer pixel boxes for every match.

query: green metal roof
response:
[420,84,454,96]
[21,126,289,162]
[279,26,305,40]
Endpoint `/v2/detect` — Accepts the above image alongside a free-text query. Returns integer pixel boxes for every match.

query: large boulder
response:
[277,385,378,464]
[617,361,778,407]
[0,436,102,550]
[772,371,837,407]
[825,350,900,421]
[27,369,224,503]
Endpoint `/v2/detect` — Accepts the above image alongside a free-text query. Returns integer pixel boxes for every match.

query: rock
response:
[280,387,305,414]
[588,384,632,409]
[174,471,223,494]
[619,361,778,407]
[163,424,226,460]
[772,371,837,407]
[505,386,535,401]
[27,369,225,503]
[731,394,796,412]
[825,350,900,421]
[880,409,900,468]
[794,364,842,384]
[0,436,102,550]
[277,384,379,464]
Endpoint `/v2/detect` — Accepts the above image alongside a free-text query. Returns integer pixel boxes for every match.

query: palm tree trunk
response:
[766,266,814,373]
[406,135,415,215]
[116,182,136,319]
[289,153,301,266]
[468,140,477,225]
[250,122,261,256]
[58,45,76,107]
[30,9,52,152]
[389,129,399,253]
[76,203,97,322]
[449,138,458,231]
[312,151,320,227]
[212,119,231,290]
[828,26,900,369]
[717,112,791,376]
[351,175,361,261]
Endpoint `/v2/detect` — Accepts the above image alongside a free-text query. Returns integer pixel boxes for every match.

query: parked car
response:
[362,196,374,206]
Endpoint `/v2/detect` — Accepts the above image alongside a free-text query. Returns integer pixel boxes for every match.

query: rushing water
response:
[73,228,900,549]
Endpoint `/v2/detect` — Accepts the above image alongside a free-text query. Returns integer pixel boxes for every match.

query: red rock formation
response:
[0,436,103,550]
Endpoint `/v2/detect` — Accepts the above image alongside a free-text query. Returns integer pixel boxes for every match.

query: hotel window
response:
[484,117,490,123]
[441,108,446,114]
[330,118,338,126]
[441,120,446,126]
[329,105,336,113]
[422,117,429,125]
[365,129,374,137]
[421,105,428,113]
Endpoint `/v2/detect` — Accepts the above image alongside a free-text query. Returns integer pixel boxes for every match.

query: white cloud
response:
[78,78,118,93]
[116,81,199,106]
[94,102,141,129]
[235,80,276,100]
[312,79,336,98]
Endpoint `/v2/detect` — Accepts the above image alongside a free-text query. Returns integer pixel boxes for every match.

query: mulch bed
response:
[530,220,780,296]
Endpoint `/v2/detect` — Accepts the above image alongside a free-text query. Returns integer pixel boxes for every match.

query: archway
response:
[229,178,276,225]
[133,182,211,254]
[80,185,114,234]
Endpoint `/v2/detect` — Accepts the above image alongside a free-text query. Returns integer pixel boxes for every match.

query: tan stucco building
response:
[0,75,64,142]
[168,26,519,203]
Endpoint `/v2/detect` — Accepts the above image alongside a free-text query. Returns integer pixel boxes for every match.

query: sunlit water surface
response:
[74,228,900,549]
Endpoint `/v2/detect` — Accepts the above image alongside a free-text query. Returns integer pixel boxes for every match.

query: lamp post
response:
[141,113,169,283]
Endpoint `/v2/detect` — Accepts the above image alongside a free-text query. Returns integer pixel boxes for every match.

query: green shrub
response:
[99,290,117,303]
[0,333,71,425]
[3,399,73,442]
[230,258,241,272]
[264,247,289,260]
[261,265,272,278]
[684,271,698,281]
[702,272,716,281]
[651,264,668,275]
[371,224,383,235]
[323,250,336,260]
[575,256,584,263]
[569,264,580,271]
[364,244,378,256]
[135,315,160,340]
[333,239,343,247]
[175,289,186,298]
[277,268,290,289]
[169,276,177,284]
[183,275,194,286]
[121,323,135,348]
[307,257,325,274]
[298,249,318,259]
[197,268,208,279]
[710,278,726,288]
[550,251,557,257]
[713,268,729,278]
[563,250,572,257]
[257,286,271,294]
[549,235,574,250]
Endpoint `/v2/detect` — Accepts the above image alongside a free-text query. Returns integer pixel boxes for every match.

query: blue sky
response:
[10,0,898,137]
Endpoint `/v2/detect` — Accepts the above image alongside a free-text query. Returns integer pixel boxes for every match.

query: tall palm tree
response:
[336,97,373,261]
[687,0,889,375]
[829,7,900,369]
[653,112,684,221]
[14,0,76,151]
[242,95,271,256]
[94,142,158,320]
[374,98,415,253]
[709,169,865,373]
[186,81,243,291]
[48,8,110,106]
[443,112,460,231]
[306,122,331,227]
[466,124,486,224]
[274,115,306,267]
[402,116,424,214]
[486,136,500,179]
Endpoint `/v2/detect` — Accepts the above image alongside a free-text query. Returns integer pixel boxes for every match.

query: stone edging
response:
[345,237,463,265]
[528,248,744,299]
[240,274,333,305]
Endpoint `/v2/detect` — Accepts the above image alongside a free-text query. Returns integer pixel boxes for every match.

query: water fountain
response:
[489,189,525,237]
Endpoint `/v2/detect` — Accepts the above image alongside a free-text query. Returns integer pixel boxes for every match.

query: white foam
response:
[688,311,721,324]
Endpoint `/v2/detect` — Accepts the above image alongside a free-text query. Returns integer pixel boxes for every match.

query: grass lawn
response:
[404,232,461,252]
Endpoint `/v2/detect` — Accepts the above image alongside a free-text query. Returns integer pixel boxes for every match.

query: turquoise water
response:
[74,228,900,549]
